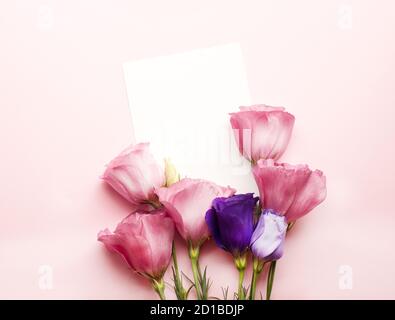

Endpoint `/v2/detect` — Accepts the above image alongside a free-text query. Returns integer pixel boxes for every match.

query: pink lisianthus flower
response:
[253,159,327,222]
[156,178,236,246]
[230,105,295,162]
[102,143,165,208]
[98,209,174,280]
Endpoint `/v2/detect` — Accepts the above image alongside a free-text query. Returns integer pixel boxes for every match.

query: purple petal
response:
[250,209,287,261]
[205,208,225,249]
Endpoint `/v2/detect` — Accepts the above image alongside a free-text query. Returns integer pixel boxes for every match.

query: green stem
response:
[188,243,202,300]
[234,254,247,300]
[249,267,258,300]
[249,257,264,300]
[238,268,246,300]
[151,278,166,300]
[172,241,187,300]
[266,261,277,300]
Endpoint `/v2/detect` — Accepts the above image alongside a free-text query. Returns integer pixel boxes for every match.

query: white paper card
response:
[123,43,258,193]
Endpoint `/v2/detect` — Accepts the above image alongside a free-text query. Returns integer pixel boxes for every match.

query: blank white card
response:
[123,43,258,194]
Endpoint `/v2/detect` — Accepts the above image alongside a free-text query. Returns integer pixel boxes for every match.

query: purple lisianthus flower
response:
[250,209,287,261]
[205,193,259,256]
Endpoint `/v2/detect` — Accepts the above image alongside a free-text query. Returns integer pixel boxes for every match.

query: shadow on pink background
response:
[1,0,395,299]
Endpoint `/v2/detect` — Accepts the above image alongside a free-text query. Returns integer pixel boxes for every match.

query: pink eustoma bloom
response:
[98,209,174,280]
[230,104,295,162]
[253,159,327,222]
[156,178,236,246]
[102,143,165,207]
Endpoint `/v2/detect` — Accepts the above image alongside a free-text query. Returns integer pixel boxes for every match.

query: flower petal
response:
[286,170,327,221]
[250,210,287,261]
[205,208,224,249]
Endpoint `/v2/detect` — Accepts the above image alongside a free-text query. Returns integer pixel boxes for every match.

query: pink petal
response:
[285,170,327,221]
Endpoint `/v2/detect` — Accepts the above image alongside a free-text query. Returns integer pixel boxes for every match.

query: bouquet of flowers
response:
[97,105,326,300]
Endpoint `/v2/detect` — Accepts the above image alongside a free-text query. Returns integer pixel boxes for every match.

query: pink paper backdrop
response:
[1,0,395,299]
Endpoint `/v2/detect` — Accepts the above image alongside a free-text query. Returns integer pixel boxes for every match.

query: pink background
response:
[1,0,395,299]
